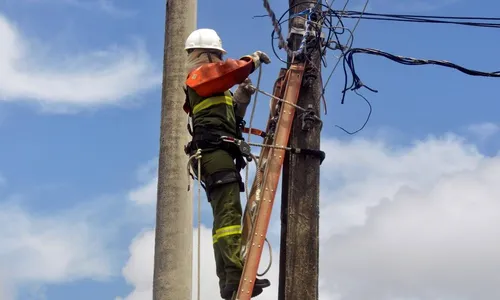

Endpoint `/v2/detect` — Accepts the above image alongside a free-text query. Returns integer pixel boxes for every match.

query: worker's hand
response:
[249,50,271,69]
[239,78,256,95]
[254,51,271,64]
[233,78,254,118]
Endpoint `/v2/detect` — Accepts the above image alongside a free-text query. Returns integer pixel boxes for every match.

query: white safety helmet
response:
[185,28,226,54]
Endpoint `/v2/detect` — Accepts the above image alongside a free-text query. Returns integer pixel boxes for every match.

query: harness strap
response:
[204,168,245,196]
[242,127,266,138]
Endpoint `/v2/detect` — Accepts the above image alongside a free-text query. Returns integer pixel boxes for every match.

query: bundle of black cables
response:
[341,47,500,104]
[333,11,500,29]
[259,4,500,134]
[331,47,500,134]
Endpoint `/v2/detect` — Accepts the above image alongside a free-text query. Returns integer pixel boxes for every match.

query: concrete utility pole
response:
[153,1,197,300]
[279,0,323,299]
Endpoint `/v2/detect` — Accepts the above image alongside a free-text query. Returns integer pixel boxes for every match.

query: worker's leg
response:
[212,226,226,295]
[201,149,244,278]
[210,177,244,284]
[200,149,270,299]
[198,149,243,297]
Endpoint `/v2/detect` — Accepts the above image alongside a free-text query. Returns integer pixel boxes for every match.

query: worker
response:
[182,28,271,299]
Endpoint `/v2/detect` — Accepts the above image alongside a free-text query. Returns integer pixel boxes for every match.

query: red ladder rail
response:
[235,63,305,300]
[240,67,288,259]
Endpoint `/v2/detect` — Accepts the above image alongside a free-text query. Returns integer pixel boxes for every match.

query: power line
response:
[322,0,369,98]
[258,0,374,133]
[341,47,500,100]
[340,11,500,21]
[334,11,500,28]
[256,2,500,136]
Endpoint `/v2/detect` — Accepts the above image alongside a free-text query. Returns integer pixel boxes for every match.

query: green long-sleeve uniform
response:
[184,86,246,293]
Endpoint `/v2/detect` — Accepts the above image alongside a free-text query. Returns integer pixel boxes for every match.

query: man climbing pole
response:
[182,28,272,299]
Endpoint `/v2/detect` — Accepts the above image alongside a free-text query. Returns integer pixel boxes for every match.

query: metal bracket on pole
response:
[289,25,306,37]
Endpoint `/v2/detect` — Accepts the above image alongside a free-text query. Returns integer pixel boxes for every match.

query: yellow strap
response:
[213,225,242,243]
[192,95,233,115]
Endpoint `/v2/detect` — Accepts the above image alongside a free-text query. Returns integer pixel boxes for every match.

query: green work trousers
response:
[196,148,244,291]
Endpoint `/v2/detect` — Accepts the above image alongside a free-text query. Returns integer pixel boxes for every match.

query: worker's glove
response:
[239,78,256,95]
[249,50,271,69]
[233,78,254,118]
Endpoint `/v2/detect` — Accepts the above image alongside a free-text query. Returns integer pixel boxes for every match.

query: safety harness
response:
[183,87,254,198]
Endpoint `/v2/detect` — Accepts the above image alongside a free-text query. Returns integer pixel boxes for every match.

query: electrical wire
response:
[334,11,500,28]
[334,90,372,134]
[350,12,500,20]
[261,0,374,133]
[258,0,500,137]
[321,0,371,132]
[334,46,500,133]
[342,47,500,96]
[269,1,341,64]
[321,0,368,94]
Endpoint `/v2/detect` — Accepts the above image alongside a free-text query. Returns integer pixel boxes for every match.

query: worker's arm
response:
[186,51,270,97]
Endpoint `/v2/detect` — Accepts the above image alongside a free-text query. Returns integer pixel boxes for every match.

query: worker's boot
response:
[221,278,270,299]
[222,284,263,299]
[255,278,271,288]
[222,287,263,300]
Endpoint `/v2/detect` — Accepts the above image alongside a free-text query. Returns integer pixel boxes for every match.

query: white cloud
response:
[128,178,158,206]
[0,201,116,299]
[0,13,160,112]
[467,122,499,140]
[128,159,158,206]
[319,134,482,236]
[118,132,500,300]
[319,134,500,299]
[118,229,154,300]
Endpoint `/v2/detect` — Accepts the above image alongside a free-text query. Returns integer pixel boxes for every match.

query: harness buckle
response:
[220,136,252,161]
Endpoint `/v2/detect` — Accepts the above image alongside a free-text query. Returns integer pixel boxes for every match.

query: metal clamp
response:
[300,105,322,131]
[220,136,253,161]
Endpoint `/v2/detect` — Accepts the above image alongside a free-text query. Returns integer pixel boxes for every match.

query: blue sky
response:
[1,0,500,299]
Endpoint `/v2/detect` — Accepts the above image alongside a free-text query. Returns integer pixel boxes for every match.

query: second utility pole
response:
[153,1,197,300]
[279,0,323,299]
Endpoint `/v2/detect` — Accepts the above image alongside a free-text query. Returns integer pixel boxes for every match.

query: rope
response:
[249,84,308,112]
[242,64,273,278]
[187,149,202,300]
[248,141,291,151]
[262,0,290,54]
[257,238,272,276]
[262,0,312,57]
[245,65,262,203]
